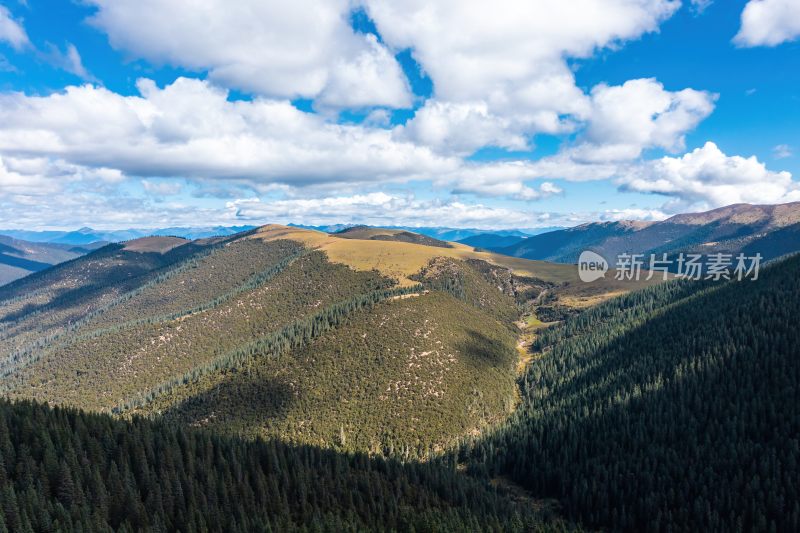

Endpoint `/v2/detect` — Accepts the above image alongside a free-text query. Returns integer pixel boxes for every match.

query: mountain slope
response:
[0,224,660,461]
[0,399,559,532]
[333,225,454,248]
[0,237,218,361]
[500,221,650,262]
[504,201,800,263]
[465,253,800,531]
[0,235,101,286]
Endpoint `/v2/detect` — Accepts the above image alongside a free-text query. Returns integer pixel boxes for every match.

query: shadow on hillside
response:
[471,255,800,531]
[162,372,295,433]
[455,329,513,367]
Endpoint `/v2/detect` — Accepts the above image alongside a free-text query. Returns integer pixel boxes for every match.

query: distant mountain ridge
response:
[0,235,104,286]
[501,202,800,263]
[289,223,561,242]
[0,225,258,244]
[457,233,527,250]
[3,224,566,249]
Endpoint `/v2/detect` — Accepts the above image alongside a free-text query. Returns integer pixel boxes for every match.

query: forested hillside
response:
[0,399,563,532]
[463,254,800,531]
[8,222,784,531]
[0,239,216,360]
[2,247,392,411]
[0,227,582,459]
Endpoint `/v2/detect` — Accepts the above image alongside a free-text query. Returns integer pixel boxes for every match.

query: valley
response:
[0,217,796,531]
[2,2,797,529]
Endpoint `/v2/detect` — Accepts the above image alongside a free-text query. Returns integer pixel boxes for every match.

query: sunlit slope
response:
[0,223,665,460]
[252,224,663,305]
[3,239,523,457]
[254,224,573,283]
[3,248,389,411]
[140,289,519,456]
[0,239,211,359]
[333,225,454,248]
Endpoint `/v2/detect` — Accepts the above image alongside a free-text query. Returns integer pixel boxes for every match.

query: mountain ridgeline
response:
[497,202,800,264]
[0,219,797,531]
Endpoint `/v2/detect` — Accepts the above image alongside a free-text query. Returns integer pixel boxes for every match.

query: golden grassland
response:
[250,224,666,302]
[250,224,666,380]
[252,225,570,284]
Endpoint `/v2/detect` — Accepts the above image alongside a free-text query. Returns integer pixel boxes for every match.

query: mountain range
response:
[289,223,558,242]
[0,225,259,245]
[495,202,800,264]
[0,207,799,530]
[0,235,105,285]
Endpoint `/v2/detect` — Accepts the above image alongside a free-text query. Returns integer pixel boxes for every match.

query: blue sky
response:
[0,0,797,230]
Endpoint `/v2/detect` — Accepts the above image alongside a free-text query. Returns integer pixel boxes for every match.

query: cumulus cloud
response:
[395,101,529,156]
[734,0,800,47]
[87,0,688,153]
[367,0,678,102]
[3,0,788,230]
[0,77,454,187]
[619,141,800,210]
[0,5,28,50]
[0,155,123,195]
[572,78,716,162]
[444,162,564,200]
[87,0,411,108]
[0,77,574,202]
[369,0,680,150]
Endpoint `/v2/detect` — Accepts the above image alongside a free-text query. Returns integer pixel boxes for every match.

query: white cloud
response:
[368,0,680,148]
[619,141,800,210]
[0,5,28,50]
[228,193,558,229]
[0,77,573,202]
[572,78,716,162]
[87,0,689,153]
[0,78,455,187]
[395,100,529,156]
[46,43,94,80]
[4,0,789,231]
[142,179,183,196]
[599,208,669,221]
[0,155,124,195]
[444,162,564,200]
[314,33,412,110]
[0,5,30,50]
[689,0,713,14]
[773,144,792,159]
[87,0,411,108]
[734,0,800,47]
[0,156,54,195]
